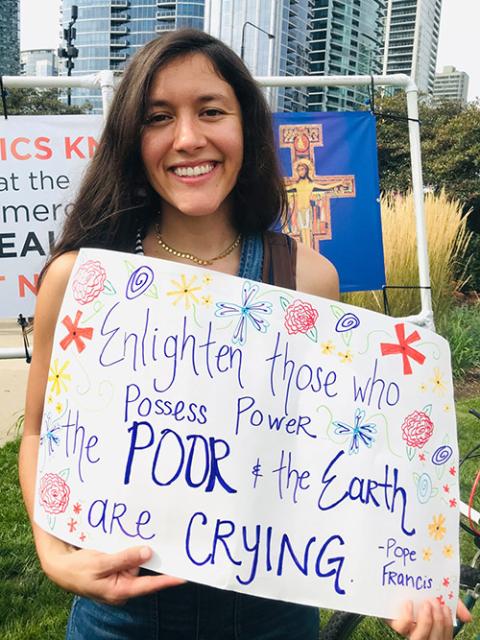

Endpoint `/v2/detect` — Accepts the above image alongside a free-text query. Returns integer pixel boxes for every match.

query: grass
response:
[343,191,472,321]
[1,398,479,639]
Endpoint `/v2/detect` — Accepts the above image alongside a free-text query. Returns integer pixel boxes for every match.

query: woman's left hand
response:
[387,599,472,639]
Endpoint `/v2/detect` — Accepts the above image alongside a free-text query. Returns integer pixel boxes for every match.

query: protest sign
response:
[34,248,459,619]
[0,115,103,317]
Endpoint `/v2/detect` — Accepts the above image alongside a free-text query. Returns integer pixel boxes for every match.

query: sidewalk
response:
[0,320,30,446]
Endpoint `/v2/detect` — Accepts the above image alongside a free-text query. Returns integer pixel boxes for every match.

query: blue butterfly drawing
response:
[333,408,377,455]
[215,281,272,346]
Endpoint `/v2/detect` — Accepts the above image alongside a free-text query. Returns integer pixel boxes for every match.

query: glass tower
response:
[383,0,442,94]
[61,0,205,111]
[308,0,387,111]
[0,0,20,75]
[206,0,314,112]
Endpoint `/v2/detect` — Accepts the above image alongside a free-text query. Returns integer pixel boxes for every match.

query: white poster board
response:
[0,115,103,317]
[34,248,460,620]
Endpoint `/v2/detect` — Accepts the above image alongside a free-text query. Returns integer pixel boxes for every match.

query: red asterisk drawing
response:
[448,592,454,600]
[436,595,445,606]
[73,502,82,514]
[449,466,456,476]
[443,484,450,493]
[449,498,457,508]
[419,453,426,462]
[442,577,450,587]
[79,532,86,542]
[67,518,78,533]
[380,323,426,375]
[60,310,94,353]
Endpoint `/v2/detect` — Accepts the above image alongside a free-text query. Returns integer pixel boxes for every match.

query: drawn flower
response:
[443,404,451,412]
[40,416,62,455]
[59,310,94,353]
[449,498,457,508]
[419,383,428,392]
[443,484,450,493]
[449,466,456,476]
[401,410,434,448]
[422,548,432,561]
[55,402,63,415]
[321,340,335,355]
[215,282,272,346]
[338,350,353,363]
[39,473,70,515]
[167,274,202,310]
[442,577,450,587]
[68,518,78,533]
[448,592,454,600]
[333,408,377,455]
[431,367,446,395]
[79,532,86,542]
[436,595,445,606]
[284,299,318,335]
[48,359,71,396]
[428,514,446,541]
[201,295,213,307]
[380,323,426,375]
[418,453,426,462]
[73,502,82,514]
[202,274,213,285]
[443,544,454,559]
[72,260,107,305]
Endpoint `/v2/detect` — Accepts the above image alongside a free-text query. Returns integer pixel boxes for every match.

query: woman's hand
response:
[387,599,472,639]
[43,544,184,605]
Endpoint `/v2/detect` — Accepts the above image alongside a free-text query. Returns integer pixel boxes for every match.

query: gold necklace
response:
[155,225,242,266]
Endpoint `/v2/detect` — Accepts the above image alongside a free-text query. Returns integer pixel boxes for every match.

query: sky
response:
[19,0,480,101]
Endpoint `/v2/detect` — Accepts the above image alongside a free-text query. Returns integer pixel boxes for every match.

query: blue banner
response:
[272,111,385,292]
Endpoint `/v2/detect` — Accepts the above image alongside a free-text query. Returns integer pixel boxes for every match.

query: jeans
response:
[66,581,319,640]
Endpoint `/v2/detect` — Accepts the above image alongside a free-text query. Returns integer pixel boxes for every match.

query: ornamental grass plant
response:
[342,191,472,323]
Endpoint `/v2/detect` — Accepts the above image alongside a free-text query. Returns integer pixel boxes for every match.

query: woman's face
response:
[141,53,244,222]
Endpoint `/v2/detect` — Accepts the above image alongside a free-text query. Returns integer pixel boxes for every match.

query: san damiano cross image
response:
[280,124,356,249]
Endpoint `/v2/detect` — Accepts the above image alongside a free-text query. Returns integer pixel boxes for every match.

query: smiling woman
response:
[17,27,466,640]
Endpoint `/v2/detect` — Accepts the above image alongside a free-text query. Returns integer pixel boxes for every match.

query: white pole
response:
[98,70,115,117]
[404,79,434,330]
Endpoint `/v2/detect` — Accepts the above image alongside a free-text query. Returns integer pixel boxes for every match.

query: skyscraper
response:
[433,66,469,106]
[206,0,313,111]
[0,0,20,76]
[308,0,388,112]
[383,0,442,94]
[20,50,58,77]
[62,0,313,112]
[61,0,205,111]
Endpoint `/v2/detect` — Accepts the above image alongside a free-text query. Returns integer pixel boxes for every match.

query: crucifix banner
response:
[273,111,385,293]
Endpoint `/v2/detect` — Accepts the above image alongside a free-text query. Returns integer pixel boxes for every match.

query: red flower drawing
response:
[401,410,434,448]
[284,299,318,335]
[60,310,94,353]
[380,323,426,375]
[72,260,107,305]
[39,473,70,515]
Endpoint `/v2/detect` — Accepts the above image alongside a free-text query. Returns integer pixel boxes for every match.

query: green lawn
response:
[1,397,479,639]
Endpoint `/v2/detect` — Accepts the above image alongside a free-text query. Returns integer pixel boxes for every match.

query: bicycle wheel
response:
[321,611,401,640]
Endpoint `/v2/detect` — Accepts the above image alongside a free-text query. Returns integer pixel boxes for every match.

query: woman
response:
[19,29,469,639]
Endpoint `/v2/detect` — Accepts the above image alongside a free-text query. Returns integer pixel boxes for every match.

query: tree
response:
[4,87,92,116]
[374,94,480,232]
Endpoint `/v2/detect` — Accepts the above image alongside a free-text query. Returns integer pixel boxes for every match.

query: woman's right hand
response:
[42,543,185,605]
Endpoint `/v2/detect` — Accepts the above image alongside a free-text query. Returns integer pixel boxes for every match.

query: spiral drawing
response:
[335,312,360,333]
[417,473,433,504]
[125,266,154,300]
[431,445,453,466]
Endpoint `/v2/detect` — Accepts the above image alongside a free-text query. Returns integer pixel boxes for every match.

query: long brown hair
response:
[45,29,287,272]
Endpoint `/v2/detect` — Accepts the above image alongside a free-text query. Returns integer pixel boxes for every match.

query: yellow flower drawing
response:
[55,402,63,414]
[419,383,427,392]
[338,350,353,364]
[422,548,432,561]
[443,404,451,413]
[431,367,446,395]
[167,275,202,310]
[47,395,54,405]
[48,359,71,396]
[321,340,335,355]
[202,274,213,285]
[443,544,454,558]
[201,295,213,307]
[428,514,446,541]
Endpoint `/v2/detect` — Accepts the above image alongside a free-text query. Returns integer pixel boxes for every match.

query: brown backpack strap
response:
[262,231,297,291]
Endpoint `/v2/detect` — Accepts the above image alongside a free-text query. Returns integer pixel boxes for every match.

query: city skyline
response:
[18,0,480,101]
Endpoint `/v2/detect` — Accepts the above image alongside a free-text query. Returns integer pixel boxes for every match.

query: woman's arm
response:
[295,241,340,300]
[18,252,183,604]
